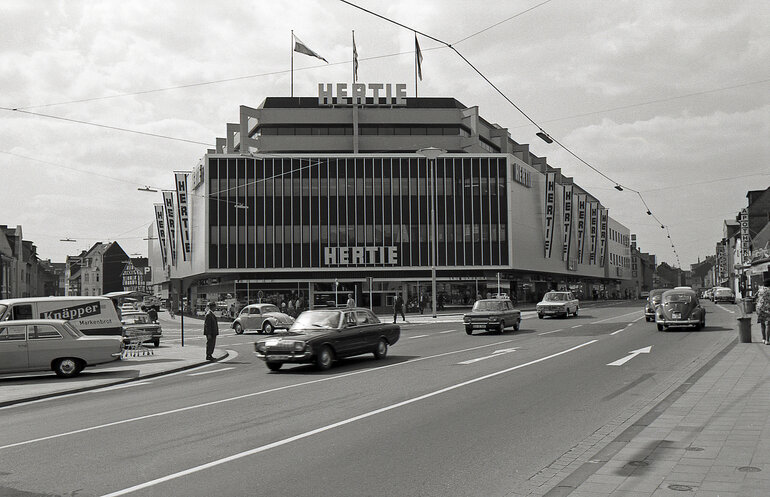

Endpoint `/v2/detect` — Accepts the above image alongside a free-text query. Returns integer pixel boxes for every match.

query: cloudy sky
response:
[1,0,768,268]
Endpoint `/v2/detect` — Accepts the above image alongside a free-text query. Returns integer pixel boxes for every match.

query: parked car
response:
[655,288,706,331]
[712,288,735,304]
[644,289,667,322]
[0,296,124,336]
[254,308,400,371]
[232,303,294,335]
[0,319,123,378]
[536,291,579,319]
[121,310,162,347]
[463,298,521,335]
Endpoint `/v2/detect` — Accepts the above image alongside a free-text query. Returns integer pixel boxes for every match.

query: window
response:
[11,305,33,321]
[29,324,62,340]
[0,325,25,341]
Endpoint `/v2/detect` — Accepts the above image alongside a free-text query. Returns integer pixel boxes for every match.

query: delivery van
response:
[0,296,123,336]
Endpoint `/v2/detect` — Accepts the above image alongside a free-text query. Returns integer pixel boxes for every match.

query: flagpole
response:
[291,30,294,98]
[352,30,355,84]
[414,33,418,98]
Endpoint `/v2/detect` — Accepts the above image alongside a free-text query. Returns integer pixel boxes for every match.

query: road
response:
[0,300,739,497]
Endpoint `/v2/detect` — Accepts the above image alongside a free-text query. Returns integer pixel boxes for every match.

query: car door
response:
[355,310,379,352]
[26,323,64,369]
[0,323,29,372]
[334,311,362,357]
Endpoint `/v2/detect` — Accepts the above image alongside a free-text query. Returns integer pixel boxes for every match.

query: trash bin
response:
[737,317,752,343]
[742,297,755,314]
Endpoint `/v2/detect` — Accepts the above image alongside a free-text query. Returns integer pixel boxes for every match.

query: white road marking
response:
[0,342,514,448]
[607,346,652,366]
[590,310,643,325]
[93,381,153,392]
[188,367,235,376]
[715,304,735,314]
[458,348,518,364]
[538,329,563,336]
[99,340,598,497]
[409,335,429,339]
[571,324,582,328]
[610,328,625,335]
[439,330,455,334]
[632,316,645,323]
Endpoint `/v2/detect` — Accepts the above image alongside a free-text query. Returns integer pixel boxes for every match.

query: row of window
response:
[0,324,63,341]
[610,252,630,268]
[256,125,470,137]
[609,228,629,247]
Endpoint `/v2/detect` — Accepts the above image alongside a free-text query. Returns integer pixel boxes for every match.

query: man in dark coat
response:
[393,293,405,324]
[204,301,219,361]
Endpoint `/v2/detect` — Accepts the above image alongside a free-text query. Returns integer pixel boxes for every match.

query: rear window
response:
[62,322,84,338]
[0,304,7,321]
[663,293,693,304]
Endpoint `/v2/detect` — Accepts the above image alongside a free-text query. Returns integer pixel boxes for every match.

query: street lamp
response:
[417,147,446,319]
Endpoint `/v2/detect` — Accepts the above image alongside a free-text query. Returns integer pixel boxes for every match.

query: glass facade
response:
[207,156,509,270]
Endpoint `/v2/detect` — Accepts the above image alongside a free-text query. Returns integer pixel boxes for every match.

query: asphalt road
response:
[0,300,740,497]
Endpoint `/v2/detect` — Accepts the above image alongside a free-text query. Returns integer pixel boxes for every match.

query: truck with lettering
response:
[0,296,124,335]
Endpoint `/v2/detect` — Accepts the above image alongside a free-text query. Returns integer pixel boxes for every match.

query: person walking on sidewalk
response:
[756,277,770,345]
[393,293,406,323]
[204,301,219,360]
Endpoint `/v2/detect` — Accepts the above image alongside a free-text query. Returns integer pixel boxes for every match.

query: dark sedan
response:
[254,308,400,371]
[463,298,521,335]
[655,288,706,331]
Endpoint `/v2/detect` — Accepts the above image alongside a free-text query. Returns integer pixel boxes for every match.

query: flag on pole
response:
[415,34,423,80]
[353,31,359,82]
[293,34,328,63]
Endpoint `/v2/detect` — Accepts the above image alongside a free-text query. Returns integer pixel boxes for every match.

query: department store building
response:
[153,85,635,312]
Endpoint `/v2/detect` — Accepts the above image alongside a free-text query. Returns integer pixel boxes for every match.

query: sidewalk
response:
[0,344,228,407]
[555,318,770,496]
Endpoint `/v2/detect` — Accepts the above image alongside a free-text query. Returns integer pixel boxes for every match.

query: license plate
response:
[672,312,682,319]
[267,354,291,360]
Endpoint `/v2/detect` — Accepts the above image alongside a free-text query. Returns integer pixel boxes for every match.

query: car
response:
[121,310,162,347]
[655,288,706,331]
[463,298,521,335]
[254,308,400,371]
[0,319,123,378]
[0,296,124,336]
[232,303,294,335]
[640,291,650,299]
[712,288,735,304]
[536,291,579,319]
[644,289,667,322]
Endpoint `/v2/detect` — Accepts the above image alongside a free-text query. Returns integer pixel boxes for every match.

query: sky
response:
[1,0,768,268]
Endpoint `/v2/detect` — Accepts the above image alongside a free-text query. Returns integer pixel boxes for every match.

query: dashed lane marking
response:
[539,329,563,336]
[439,330,455,334]
[409,335,429,339]
[188,367,235,376]
[571,324,583,329]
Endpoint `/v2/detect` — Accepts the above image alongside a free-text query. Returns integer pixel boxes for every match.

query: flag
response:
[415,34,423,80]
[353,31,359,82]
[293,34,328,63]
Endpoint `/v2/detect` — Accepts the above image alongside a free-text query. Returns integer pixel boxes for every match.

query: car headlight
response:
[488,316,501,321]
[463,316,470,322]
[292,341,305,352]
[255,342,266,353]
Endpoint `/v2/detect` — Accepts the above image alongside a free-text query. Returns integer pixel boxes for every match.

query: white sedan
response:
[536,291,580,319]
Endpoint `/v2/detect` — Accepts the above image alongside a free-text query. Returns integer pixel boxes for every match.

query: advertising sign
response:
[175,172,191,261]
[576,194,586,264]
[599,208,608,267]
[318,82,407,106]
[589,201,599,264]
[544,172,556,258]
[162,191,177,266]
[154,204,168,268]
[562,185,573,262]
[740,208,751,263]
[717,243,728,281]
[324,246,398,265]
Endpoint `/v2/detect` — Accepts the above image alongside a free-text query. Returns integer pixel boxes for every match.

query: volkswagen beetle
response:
[232,303,294,335]
[655,288,705,331]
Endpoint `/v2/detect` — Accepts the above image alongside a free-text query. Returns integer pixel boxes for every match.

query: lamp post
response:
[417,147,446,318]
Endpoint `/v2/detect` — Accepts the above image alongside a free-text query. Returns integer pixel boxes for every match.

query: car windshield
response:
[663,293,693,304]
[292,310,341,330]
[261,305,280,314]
[0,304,7,320]
[714,289,732,296]
[543,293,566,302]
[123,314,150,324]
[473,301,507,311]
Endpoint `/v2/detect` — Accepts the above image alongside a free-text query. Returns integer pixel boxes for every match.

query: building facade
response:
[153,93,640,312]
[66,242,130,296]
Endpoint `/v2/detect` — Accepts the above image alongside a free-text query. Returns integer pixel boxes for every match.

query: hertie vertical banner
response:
[576,194,586,264]
[154,204,168,268]
[562,185,573,262]
[589,201,598,264]
[544,172,556,258]
[175,172,191,262]
[599,208,608,267]
[162,191,177,267]
[740,208,751,264]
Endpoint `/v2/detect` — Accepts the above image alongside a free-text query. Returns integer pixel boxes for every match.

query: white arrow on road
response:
[607,346,652,366]
[458,348,518,365]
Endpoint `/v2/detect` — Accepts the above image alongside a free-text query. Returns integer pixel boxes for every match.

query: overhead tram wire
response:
[338,0,685,266]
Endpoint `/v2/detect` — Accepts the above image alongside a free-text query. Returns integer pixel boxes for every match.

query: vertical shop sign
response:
[175,172,191,261]
[154,204,168,268]
[588,201,598,264]
[576,194,586,264]
[716,243,727,282]
[740,208,751,264]
[562,185,573,262]
[162,191,177,266]
[599,208,608,266]
[544,172,556,258]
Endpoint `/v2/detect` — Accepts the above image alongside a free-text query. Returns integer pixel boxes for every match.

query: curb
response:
[0,351,230,409]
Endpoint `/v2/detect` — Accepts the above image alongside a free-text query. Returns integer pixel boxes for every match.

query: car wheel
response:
[538,313,544,319]
[513,319,520,331]
[53,358,84,378]
[154,339,160,347]
[498,321,506,334]
[316,346,333,370]
[266,362,282,371]
[373,339,388,359]
[657,323,664,331]
[263,322,274,335]
[465,326,473,335]
[234,323,244,335]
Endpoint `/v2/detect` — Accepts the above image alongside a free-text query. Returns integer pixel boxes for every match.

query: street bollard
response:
[741,297,755,315]
[737,317,752,343]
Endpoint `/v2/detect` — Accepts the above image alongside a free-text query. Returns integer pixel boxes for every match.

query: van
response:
[0,296,123,336]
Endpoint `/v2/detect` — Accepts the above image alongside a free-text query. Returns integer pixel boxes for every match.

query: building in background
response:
[0,225,61,298]
[121,257,151,293]
[65,242,130,296]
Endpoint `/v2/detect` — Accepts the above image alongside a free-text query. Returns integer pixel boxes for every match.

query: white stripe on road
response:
[188,367,235,376]
[571,324,582,328]
[409,335,429,339]
[93,381,153,392]
[716,304,735,314]
[439,330,455,334]
[99,340,598,497]
[610,328,625,335]
[538,329,563,336]
[590,310,643,325]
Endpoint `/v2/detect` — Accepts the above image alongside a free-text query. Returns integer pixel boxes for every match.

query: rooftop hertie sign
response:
[318,83,407,106]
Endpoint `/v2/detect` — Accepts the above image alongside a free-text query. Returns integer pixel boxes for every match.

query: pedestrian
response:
[756,277,770,345]
[346,293,355,308]
[419,293,426,314]
[393,293,405,323]
[204,301,219,361]
[147,306,158,323]
[288,298,295,317]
